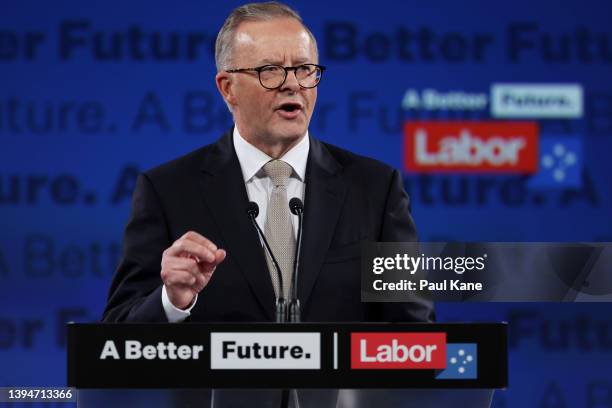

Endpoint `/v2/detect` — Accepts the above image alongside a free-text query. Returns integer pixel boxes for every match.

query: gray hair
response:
[215,1,318,72]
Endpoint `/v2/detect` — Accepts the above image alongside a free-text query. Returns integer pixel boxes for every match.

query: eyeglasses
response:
[225,64,326,90]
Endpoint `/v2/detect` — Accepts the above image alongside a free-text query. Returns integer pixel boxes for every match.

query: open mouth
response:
[277,102,303,113]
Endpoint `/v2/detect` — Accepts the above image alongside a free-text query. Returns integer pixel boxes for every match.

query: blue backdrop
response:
[1,1,611,407]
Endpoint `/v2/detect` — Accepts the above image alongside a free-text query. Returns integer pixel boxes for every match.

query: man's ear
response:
[215,72,236,107]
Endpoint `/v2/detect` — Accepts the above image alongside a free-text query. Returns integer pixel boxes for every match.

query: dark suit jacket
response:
[102,130,434,323]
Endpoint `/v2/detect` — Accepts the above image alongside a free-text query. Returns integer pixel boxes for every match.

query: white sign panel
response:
[211,332,321,370]
[491,84,583,118]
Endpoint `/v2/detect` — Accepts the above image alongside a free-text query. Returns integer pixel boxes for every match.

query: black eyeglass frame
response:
[225,63,326,90]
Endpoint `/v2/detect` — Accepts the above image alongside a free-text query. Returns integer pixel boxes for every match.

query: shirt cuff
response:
[161,285,198,323]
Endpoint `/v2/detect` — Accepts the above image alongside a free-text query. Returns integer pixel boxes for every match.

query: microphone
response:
[288,197,304,323]
[246,202,287,323]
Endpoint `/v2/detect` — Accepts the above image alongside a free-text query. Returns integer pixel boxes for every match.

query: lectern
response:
[68,322,507,407]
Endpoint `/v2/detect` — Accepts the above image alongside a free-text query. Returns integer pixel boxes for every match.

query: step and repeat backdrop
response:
[1,0,612,406]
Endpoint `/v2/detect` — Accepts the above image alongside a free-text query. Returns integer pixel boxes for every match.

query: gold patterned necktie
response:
[262,159,296,300]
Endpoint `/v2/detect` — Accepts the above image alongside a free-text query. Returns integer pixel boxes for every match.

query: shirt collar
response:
[233,126,309,182]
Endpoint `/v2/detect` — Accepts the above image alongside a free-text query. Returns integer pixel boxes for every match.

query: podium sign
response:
[67,323,507,389]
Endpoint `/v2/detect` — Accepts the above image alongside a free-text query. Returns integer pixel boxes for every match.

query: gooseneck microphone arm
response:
[288,197,304,323]
[246,202,287,323]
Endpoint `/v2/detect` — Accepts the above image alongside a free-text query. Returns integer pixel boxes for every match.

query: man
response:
[103,2,432,405]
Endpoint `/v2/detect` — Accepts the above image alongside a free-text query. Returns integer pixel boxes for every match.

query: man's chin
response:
[269,124,308,143]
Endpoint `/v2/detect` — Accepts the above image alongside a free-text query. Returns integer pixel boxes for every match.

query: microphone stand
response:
[247,202,287,323]
[282,198,306,407]
[247,201,304,408]
[288,198,304,323]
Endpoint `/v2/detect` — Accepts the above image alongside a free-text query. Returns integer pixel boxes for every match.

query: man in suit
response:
[103,2,433,325]
[102,3,433,405]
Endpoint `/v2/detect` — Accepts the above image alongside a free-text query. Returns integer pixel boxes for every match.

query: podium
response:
[68,322,506,407]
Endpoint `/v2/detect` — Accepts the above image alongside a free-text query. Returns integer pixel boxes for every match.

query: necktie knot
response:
[263,160,292,188]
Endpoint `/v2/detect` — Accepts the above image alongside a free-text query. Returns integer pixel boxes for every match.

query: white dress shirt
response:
[162,127,310,322]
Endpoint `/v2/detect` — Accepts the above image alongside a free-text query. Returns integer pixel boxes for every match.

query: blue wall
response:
[1,1,611,406]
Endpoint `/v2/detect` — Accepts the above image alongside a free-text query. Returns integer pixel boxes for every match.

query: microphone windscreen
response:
[289,197,304,215]
[246,201,259,218]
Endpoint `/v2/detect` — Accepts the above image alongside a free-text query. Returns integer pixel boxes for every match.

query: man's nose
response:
[279,68,301,92]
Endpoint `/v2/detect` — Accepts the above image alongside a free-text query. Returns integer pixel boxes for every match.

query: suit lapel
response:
[298,137,347,309]
[198,131,276,320]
